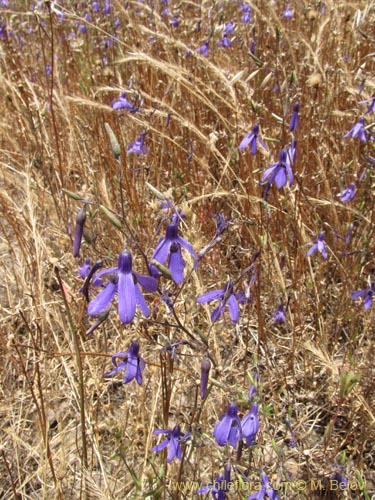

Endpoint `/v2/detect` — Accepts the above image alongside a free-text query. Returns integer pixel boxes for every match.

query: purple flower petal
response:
[197,289,224,303]
[168,247,185,284]
[118,270,136,323]
[227,294,240,322]
[134,283,150,317]
[87,281,117,316]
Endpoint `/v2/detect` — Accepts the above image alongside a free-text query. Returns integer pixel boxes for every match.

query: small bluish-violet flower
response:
[111,92,139,112]
[197,464,231,499]
[289,102,300,132]
[152,425,185,463]
[127,132,149,154]
[248,374,259,400]
[344,117,367,142]
[240,3,252,23]
[338,182,356,202]
[261,149,294,191]
[238,123,269,155]
[351,282,375,310]
[307,232,327,259]
[214,404,242,447]
[247,473,280,500]
[241,403,259,446]
[217,33,232,48]
[359,96,375,114]
[197,42,209,56]
[273,303,286,323]
[282,4,293,19]
[105,340,145,385]
[197,281,245,323]
[331,471,348,490]
[151,222,196,284]
[87,252,158,323]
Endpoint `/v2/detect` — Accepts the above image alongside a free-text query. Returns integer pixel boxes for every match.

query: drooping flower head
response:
[246,473,280,500]
[152,425,185,463]
[282,4,293,19]
[87,252,158,323]
[344,117,367,142]
[273,303,286,323]
[111,92,140,113]
[197,280,245,323]
[338,182,356,202]
[261,149,294,194]
[197,464,231,499]
[238,123,269,155]
[241,403,259,446]
[351,282,375,310]
[214,404,242,447]
[151,222,196,284]
[127,132,149,154]
[307,232,328,259]
[104,340,145,385]
[289,102,300,132]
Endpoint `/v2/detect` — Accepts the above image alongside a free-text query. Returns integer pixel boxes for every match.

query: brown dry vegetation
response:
[0,0,374,499]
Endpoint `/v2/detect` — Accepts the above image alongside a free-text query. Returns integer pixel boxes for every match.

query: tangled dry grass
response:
[0,0,375,499]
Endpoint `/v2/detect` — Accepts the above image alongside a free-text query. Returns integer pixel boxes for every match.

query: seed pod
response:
[200,356,211,399]
[73,205,86,257]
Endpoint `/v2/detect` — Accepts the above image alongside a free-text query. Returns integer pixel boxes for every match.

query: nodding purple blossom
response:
[197,464,231,499]
[282,4,293,19]
[73,206,86,258]
[351,282,375,310]
[197,42,209,57]
[359,96,375,114]
[103,0,111,15]
[261,149,294,193]
[87,252,158,323]
[214,404,242,447]
[217,33,232,48]
[92,0,100,12]
[344,117,367,142]
[111,92,140,113]
[289,102,300,132]
[240,3,252,23]
[152,425,185,462]
[307,232,328,259]
[104,340,145,385]
[127,132,148,154]
[151,222,196,284]
[338,182,356,202]
[197,281,245,323]
[273,303,286,323]
[238,124,269,155]
[241,403,259,446]
[331,471,348,490]
[247,474,280,500]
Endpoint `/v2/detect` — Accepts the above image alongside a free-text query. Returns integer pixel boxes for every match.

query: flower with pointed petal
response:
[105,340,145,385]
[151,222,196,284]
[338,182,356,202]
[127,132,149,154]
[262,149,294,192]
[307,232,327,259]
[111,92,139,113]
[197,464,231,499]
[242,403,259,446]
[152,425,185,463]
[197,281,245,323]
[289,102,300,132]
[238,124,269,155]
[87,252,158,324]
[214,404,242,447]
[351,282,375,310]
[273,304,285,323]
[344,117,367,142]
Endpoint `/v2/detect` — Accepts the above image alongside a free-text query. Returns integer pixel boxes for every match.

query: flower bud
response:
[200,357,211,399]
[73,205,86,257]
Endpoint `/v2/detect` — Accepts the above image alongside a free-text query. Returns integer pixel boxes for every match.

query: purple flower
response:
[289,102,300,132]
[247,474,279,500]
[214,404,242,447]
[151,222,196,284]
[111,92,139,112]
[307,232,327,259]
[282,4,293,19]
[351,282,375,310]
[87,252,158,323]
[127,132,149,154]
[238,124,269,155]
[197,281,245,323]
[273,304,285,323]
[217,34,232,47]
[344,117,367,142]
[152,425,185,462]
[338,182,356,202]
[359,96,375,114]
[240,4,252,23]
[261,149,294,190]
[105,340,145,385]
[92,0,100,12]
[197,42,209,56]
[241,403,259,445]
[331,471,348,490]
[78,258,93,279]
[197,464,231,499]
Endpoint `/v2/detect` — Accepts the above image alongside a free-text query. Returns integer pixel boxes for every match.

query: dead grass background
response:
[0,0,374,499]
